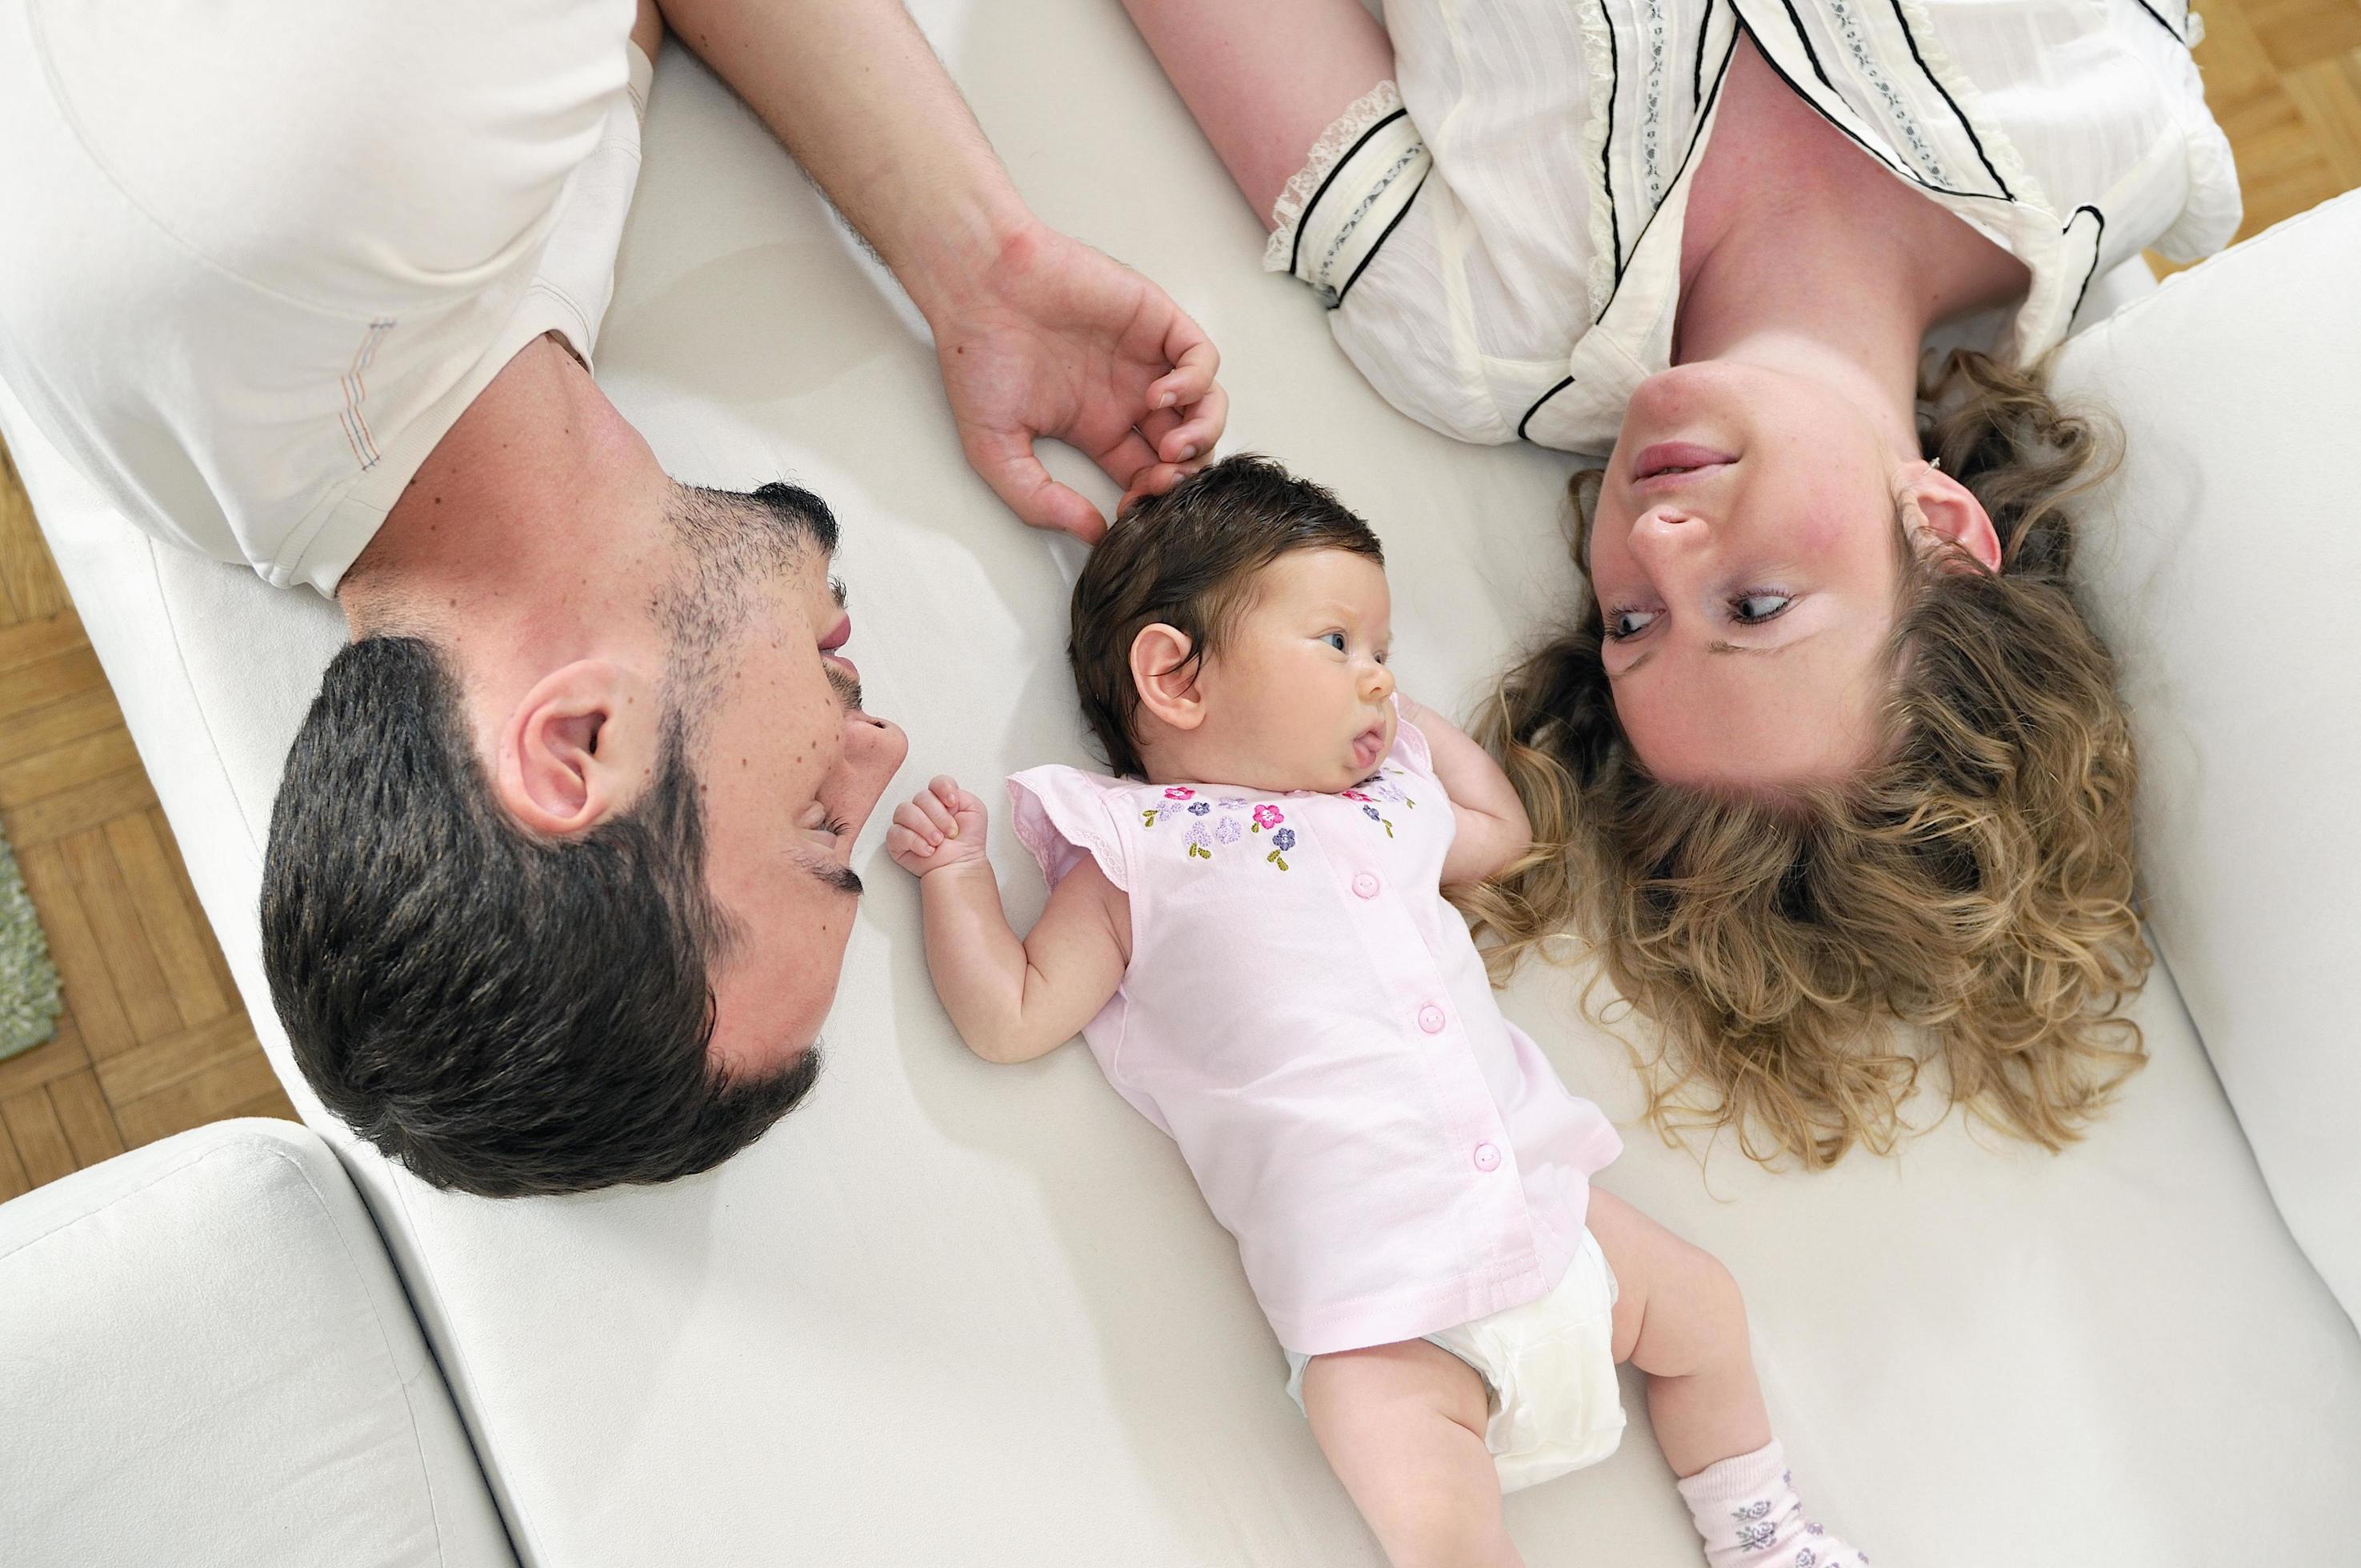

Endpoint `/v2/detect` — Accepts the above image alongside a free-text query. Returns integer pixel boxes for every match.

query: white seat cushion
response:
[2051,189,2361,1330]
[0,1119,514,1568]
[3,2,2358,1562]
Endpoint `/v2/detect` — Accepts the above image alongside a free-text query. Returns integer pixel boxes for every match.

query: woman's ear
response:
[1130,623,1207,734]
[1903,461,2003,572]
[490,660,662,836]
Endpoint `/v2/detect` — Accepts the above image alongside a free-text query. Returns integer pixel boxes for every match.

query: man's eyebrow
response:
[793,846,863,898]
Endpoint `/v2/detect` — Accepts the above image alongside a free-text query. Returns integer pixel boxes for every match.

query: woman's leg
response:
[1118,0,1395,225]
[1299,1339,1524,1568]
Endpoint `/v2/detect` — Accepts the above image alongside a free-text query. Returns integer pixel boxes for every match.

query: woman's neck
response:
[1675,38,2030,455]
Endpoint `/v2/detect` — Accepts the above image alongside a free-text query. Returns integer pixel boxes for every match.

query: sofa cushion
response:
[3,2,2359,1562]
[2051,190,2361,1330]
[0,1119,514,1568]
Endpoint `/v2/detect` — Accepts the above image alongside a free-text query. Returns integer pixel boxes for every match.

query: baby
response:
[890,458,1866,1568]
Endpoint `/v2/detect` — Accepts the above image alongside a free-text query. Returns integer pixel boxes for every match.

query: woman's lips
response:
[1631,441,1737,487]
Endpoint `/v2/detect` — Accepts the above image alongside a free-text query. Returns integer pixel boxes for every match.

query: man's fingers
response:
[1119,462,1199,518]
[965,426,1108,542]
[1094,428,1163,506]
[1149,318,1221,410]
[1158,380,1228,465]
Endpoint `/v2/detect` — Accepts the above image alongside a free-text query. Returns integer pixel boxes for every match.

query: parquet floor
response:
[0,0,2356,1198]
[0,440,297,1205]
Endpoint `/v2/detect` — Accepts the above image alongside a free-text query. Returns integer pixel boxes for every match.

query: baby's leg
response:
[1299,1340,1524,1568]
[1588,1188,1867,1567]
[1586,1186,1771,1475]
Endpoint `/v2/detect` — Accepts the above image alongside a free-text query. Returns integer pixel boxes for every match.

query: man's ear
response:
[1902,461,2003,573]
[1129,623,1207,734]
[490,661,662,837]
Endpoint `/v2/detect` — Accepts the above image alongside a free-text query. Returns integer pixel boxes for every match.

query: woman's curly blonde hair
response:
[1463,350,2151,1168]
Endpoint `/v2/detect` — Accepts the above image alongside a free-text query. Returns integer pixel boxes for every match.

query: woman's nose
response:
[1628,506,1707,564]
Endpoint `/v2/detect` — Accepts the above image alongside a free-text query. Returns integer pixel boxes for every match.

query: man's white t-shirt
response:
[0,0,651,596]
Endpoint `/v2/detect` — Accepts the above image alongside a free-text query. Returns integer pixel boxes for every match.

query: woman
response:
[1122,0,2240,1166]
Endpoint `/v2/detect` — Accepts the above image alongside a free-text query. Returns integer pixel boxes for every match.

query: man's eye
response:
[1323,631,1347,652]
[1732,592,1793,624]
[1605,608,1659,641]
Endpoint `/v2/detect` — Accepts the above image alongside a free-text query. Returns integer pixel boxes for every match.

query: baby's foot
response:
[1675,1440,1868,1568]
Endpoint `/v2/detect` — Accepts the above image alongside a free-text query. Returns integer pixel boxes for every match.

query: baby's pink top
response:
[1009,711,1622,1356]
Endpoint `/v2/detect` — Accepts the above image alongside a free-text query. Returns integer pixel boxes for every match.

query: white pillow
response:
[2052,190,2361,1327]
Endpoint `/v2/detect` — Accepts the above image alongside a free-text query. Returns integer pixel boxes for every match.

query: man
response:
[0,0,1227,1194]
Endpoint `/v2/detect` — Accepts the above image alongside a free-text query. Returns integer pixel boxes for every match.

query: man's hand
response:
[927,219,1227,543]
[887,774,992,878]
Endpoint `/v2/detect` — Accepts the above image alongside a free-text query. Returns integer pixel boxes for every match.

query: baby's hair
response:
[1070,454,1383,778]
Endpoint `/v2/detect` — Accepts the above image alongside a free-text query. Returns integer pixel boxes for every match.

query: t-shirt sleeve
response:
[1006,767,1133,894]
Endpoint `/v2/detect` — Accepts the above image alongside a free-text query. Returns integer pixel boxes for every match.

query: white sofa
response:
[3,3,2358,1562]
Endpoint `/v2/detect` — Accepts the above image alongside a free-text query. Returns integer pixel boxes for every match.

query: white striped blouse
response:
[1267,0,2241,454]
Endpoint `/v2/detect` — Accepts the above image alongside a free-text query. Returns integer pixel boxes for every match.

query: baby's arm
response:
[1396,696,1534,888]
[886,776,1130,1065]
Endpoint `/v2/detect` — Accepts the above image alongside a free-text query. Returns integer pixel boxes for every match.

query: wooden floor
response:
[1,0,2357,1199]
[0,440,297,1205]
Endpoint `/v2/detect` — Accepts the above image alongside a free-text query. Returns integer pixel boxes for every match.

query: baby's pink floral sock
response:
[1675,1440,1867,1568]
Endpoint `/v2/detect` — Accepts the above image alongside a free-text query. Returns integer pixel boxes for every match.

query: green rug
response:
[1,826,63,1061]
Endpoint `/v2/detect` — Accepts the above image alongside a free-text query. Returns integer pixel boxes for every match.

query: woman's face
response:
[1587,361,1911,792]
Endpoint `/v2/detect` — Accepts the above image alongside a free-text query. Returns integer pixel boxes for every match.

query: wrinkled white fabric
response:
[1268,0,2239,453]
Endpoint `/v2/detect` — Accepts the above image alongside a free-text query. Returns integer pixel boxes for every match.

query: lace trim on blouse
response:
[1263,81,1411,275]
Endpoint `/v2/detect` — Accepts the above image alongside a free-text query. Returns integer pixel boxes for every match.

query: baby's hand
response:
[886,775,991,878]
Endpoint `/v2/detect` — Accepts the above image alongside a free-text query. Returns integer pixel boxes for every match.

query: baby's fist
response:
[886,774,990,877]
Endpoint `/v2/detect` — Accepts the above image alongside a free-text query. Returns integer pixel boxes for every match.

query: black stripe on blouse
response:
[1289,108,1412,280]
[1885,0,2013,200]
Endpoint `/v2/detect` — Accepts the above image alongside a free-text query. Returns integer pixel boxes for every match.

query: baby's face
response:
[1192,549,1397,794]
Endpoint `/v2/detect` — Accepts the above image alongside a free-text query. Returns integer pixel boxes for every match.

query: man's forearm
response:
[655,0,1027,318]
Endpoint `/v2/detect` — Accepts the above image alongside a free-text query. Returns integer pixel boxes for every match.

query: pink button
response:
[1352,872,1380,899]
[1417,1004,1446,1034]
[1473,1142,1501,1172]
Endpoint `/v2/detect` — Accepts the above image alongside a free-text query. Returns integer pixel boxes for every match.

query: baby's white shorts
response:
[1284,1229,1626,1493]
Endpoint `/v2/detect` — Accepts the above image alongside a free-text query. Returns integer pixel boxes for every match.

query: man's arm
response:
[1398,695,1533,888]
[652,0,1226,540]
[886,777,1130,1065]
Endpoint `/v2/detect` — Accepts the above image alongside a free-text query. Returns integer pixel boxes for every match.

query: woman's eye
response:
[1323,631,1347,653]
[1731,592,1793,624]
[1606,608,1659,641]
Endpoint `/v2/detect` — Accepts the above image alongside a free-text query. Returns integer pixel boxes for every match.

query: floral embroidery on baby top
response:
[1136,769,1417,868]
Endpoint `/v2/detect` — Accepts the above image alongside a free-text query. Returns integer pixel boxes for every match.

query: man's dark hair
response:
[1070,454,1383,778]
[261,482,834,1197]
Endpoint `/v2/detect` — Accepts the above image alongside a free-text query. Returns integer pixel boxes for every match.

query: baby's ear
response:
[1130,623,1207,732]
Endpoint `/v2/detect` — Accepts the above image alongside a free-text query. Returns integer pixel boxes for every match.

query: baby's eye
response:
[1605,607,1659,641]
[1731,592,1793,625]
[1322,631,1347,653]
